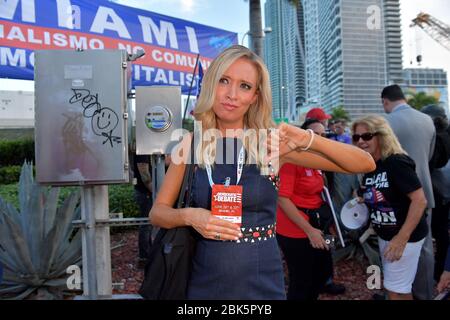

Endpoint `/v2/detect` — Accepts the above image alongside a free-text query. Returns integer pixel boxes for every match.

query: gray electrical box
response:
[34,50,130,185]
[135,86,183,155]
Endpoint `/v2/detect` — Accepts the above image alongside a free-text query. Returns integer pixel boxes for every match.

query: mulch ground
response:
[319,256,376,300]
[111,229,380,300]
[110,229,145,295]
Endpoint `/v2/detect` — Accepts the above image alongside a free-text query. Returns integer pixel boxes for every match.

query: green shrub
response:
[0,183,139,218]
[109,184,140,217]
[0,183,76,209]
[0,183,20,207]
[0,138,35,166]
[0,165,22,184]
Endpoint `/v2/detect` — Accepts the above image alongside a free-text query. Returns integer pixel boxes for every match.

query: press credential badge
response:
[211,184,243,225]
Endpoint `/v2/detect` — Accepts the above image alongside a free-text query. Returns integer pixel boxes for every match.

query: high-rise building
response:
[339,0,388,118]
[323,0,387,119]
[289,1,307,119]
[264,0,306,121]
[403,68,449,113]
[303,0,396,120]
[303,0,322,107]
[265,0,402,120]
[264,0,285,120]
[384,0,404,85]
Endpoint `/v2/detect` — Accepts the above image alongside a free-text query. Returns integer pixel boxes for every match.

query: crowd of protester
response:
[282,85,449,300]
[133,45,450,300]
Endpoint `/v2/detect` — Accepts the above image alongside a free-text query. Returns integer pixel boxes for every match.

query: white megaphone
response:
[340,198,369,230]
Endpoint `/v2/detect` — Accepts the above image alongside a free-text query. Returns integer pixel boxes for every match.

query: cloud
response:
[114,0,212,17]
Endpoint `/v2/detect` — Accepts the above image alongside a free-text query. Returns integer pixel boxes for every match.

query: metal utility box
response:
[135,86,183,155]
[34,50,130,185]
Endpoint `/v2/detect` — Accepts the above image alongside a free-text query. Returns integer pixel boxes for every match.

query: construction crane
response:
[410,12,450,53]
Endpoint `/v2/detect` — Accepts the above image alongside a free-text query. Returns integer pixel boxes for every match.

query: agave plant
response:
[333,227,381,268]
[0,162,82,300]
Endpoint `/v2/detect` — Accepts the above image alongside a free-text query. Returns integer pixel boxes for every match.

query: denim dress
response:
[187,138,286,300]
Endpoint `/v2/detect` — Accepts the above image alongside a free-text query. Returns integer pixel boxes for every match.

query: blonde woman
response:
[150,45,375,300]
[352,115,428,300]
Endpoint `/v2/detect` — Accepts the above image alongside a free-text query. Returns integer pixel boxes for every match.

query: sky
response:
[400,0,450,71]
[1,0,450,94]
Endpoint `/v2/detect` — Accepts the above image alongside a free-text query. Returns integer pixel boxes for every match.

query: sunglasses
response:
[352,132,378,142]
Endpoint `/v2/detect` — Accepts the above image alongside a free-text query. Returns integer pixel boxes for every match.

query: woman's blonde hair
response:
[352,114,406,160]
[193,45,274,167]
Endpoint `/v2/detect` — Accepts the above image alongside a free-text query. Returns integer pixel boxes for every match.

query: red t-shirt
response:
[276,163,325,238]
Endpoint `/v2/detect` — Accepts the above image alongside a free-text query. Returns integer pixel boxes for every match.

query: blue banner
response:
[0,0,237,94]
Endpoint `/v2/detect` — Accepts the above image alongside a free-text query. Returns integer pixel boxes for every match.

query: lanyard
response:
[205,146,245,187]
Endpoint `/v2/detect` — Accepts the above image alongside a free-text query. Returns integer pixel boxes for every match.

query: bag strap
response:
[176,135,195,209]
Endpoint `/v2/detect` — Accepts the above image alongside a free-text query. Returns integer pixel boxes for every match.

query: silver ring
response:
[214,233,221,240]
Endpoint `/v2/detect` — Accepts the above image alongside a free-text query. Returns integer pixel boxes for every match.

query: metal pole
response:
[183,54,200,122]
[322,186,345,248]
[81,186,98,299]
[93,185,112,298]
[151,154,166,202]
[80,185,112,300]
[150,154,167,241]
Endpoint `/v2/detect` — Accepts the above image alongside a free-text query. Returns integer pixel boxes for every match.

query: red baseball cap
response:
[306,108,331,121]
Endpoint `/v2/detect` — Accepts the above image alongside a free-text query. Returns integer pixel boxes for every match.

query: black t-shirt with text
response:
[360,154,428,242]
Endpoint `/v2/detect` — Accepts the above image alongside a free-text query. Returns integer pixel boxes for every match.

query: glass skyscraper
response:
[384,0,404,85]
[266,0,403,120]
[303,0,388,119]
[264,0,306,121]
[303,0,321,107]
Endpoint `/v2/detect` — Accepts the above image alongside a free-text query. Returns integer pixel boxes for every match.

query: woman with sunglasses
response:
[352,115,428,300]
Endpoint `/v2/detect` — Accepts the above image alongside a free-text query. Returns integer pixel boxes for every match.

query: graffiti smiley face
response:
[92,107,119,136]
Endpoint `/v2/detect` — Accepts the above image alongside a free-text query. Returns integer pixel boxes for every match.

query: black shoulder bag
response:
[138,145,196,300]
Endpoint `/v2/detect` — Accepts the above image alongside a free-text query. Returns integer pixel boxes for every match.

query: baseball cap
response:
[306,108,331,121]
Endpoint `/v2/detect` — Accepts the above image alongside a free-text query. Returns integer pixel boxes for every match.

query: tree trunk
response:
[249,0,264,57]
